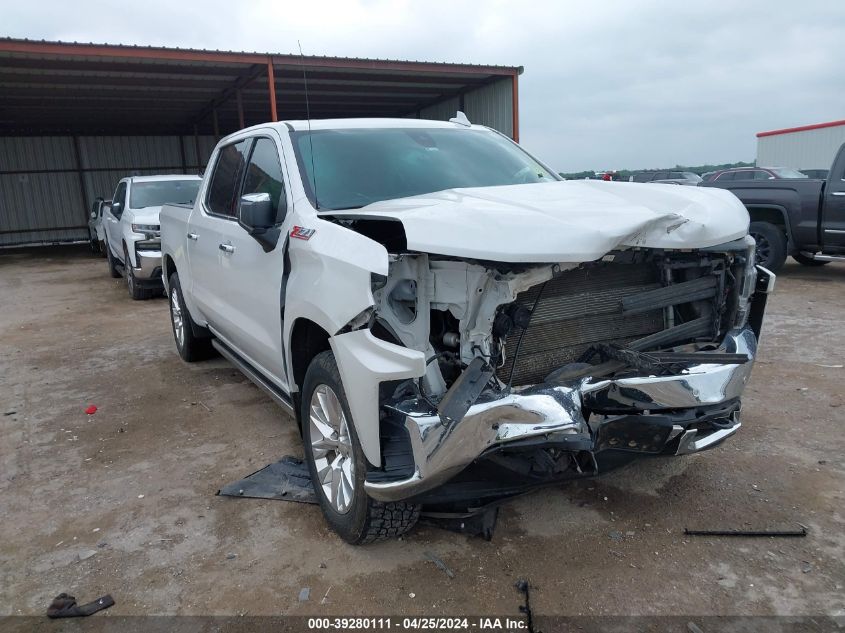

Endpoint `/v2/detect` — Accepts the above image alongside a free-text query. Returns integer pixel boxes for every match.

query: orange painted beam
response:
[267,59,278,122]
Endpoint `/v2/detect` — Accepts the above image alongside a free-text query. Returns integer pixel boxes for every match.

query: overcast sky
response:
[4,0,843,172]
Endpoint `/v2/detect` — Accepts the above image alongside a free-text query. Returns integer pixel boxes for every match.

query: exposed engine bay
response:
[371,241,755,397]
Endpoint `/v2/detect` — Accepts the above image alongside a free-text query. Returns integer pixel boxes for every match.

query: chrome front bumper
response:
[132,249,162,281]
[365,327,756,502]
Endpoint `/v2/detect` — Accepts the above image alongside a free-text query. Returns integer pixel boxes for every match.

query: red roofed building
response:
[756,119,845,176]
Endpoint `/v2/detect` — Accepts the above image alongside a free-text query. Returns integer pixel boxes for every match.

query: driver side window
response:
[239,138,287,224]
[112,182,127,218]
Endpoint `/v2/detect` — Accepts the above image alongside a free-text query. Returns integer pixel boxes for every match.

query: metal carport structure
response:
[0,38,522,246]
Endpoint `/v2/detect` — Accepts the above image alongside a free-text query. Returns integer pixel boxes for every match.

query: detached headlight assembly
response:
[734,238,758,328]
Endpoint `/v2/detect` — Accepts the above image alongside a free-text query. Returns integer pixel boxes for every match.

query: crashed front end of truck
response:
[338,246,773,508]
[324,205,774,510]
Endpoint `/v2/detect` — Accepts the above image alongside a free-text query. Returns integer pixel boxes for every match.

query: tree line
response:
[558,161,755,180]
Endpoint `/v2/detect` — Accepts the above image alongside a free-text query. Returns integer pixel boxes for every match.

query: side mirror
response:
[111,201,122,214]
[239,193,275,233]
[90,211,97,218]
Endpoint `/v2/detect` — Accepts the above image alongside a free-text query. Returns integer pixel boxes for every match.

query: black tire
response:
[168,272,214,362]
[301,351,419,544]
[105,239,121,278]
[792,252,829,267]
[124,244,152,301]
[749,221,787,272]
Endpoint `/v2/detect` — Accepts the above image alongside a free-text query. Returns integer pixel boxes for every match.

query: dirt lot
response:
[1,246,843,620]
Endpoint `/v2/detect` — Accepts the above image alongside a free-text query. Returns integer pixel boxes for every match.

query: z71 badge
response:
[290,226,316,240]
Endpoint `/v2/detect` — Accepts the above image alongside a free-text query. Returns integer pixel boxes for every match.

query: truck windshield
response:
[130,180,201,209]
[291,127,557,210]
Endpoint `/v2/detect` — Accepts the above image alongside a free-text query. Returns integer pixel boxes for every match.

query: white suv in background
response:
[103,175,202,299]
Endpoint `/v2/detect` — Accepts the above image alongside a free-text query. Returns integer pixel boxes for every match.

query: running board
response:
[800,252,845,262]
[211,339,295,416]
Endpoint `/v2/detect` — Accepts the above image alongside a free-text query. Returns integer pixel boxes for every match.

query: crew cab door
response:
[189,133,293,389]
[187,138,251,335]
[104,180,127,258]
[216,135,293,388]
[821,146,845,251]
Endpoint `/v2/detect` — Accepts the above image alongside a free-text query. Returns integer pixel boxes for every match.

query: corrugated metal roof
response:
[0,38,522,74]
[0,38,520,136]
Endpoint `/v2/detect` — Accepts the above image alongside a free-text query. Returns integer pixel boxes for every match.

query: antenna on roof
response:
[298,40,318,209]
[450,111,472,127]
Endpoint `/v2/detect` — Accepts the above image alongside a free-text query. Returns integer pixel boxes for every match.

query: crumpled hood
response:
[126,206,163,226]
[320,181,749,262]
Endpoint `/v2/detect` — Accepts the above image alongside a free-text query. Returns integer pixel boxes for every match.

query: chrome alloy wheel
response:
[309,384,355,514]
[170,290,185,349]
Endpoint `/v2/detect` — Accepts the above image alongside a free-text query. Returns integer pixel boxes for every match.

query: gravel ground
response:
[1,246,843,621]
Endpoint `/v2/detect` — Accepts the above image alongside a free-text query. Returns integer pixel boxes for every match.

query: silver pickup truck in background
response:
[102,175,201,299]
[160,116,774,544]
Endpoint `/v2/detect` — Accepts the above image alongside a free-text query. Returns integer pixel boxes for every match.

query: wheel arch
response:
[288,317,333,429]
[745,204,794,248]
[162,254,177,294]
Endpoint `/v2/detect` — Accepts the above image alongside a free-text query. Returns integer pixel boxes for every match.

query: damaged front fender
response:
[330,329,426,467]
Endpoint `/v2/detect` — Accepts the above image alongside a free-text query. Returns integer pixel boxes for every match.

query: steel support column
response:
[193,124,201,167]
[236,88,245,129]
[511,72,520,142]
[267,58,278,122]
[71,136,89,223]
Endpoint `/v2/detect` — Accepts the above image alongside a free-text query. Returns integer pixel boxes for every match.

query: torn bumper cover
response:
[365,326,756,502]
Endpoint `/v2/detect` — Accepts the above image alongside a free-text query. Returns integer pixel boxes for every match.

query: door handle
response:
[832,192,845,197]
[219,243,235,253]
[187,232,198,240]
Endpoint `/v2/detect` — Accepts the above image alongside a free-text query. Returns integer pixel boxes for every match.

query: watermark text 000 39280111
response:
[307,617,527,631]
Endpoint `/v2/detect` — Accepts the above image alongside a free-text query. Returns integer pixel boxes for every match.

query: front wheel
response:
[124,245,152,300]
[749,221,787,272]
[105,239,121,278]
[301,351,419,544]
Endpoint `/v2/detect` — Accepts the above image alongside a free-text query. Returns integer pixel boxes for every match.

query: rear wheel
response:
[168,273,214,362]
[792,252,829,267]
[105,239,121,278]
[749,221,787,272]
[301,351,419,544]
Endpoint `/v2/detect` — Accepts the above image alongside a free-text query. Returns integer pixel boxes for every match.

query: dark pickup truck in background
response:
[700,143,845,272]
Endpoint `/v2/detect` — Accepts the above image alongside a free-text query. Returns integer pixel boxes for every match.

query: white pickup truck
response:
[160,117,774,544]
[103,175,201,299]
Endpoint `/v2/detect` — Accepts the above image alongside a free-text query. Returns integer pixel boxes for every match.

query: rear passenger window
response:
[206,140,250,217]
[240,138,286,223]
[716,172,734,182]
